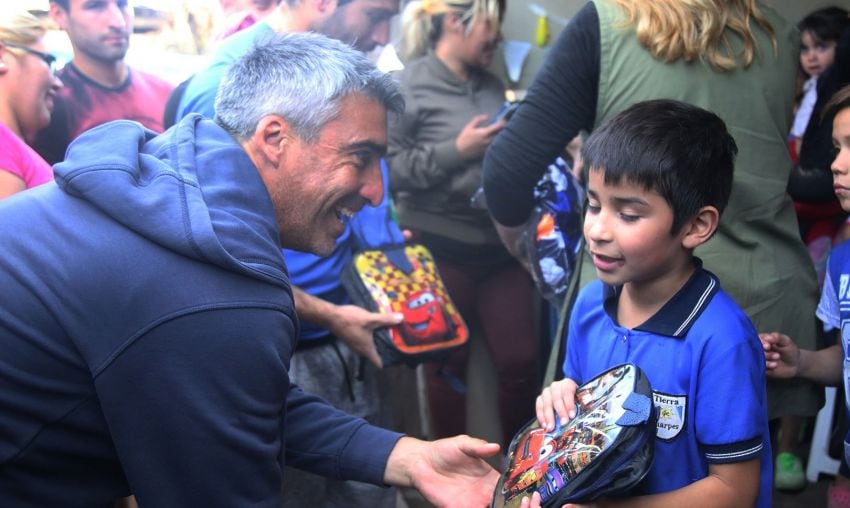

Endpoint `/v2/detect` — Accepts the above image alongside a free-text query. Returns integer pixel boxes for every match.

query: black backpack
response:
[492,363,656,507]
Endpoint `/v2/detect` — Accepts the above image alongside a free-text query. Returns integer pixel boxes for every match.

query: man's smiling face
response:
[271,93,388,256]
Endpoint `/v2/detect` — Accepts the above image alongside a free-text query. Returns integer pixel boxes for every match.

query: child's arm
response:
[535,378,579,431]
[759,331,843,386]
[521,459,759,508]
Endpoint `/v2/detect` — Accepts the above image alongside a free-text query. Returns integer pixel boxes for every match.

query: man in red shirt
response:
[32,0,173,164]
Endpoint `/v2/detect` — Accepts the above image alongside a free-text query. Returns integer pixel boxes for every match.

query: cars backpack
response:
[492,363,656,508]
[341,244,468,367]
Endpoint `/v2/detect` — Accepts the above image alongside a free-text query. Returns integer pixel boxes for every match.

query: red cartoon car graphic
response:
[399,290,453,345]
[503,428,557,496]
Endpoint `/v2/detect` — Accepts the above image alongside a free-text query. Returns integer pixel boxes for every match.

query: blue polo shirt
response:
[817,240,850,466]
[562,260,771,507]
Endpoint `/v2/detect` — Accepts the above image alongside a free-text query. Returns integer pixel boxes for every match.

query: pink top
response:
[0,122,53,188]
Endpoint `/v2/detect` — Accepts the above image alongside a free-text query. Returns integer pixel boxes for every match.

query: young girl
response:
[790,7,849,159]
[763,84,850,508]
[786,7,849,261]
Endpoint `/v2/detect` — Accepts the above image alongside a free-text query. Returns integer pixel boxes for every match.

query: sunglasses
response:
[4,43,57,75]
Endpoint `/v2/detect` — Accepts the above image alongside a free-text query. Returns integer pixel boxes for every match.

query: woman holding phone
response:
[387,0,539,449]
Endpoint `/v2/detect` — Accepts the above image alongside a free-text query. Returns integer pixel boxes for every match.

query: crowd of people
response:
[2,0,850,507]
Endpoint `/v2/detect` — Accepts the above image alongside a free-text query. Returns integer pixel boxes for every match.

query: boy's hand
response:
[536,378,579,431]
[759,331,800,378]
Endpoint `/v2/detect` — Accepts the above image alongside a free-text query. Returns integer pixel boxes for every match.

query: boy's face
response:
[832,108,850,212]
[583,170,692,293]
[800,31,836,79]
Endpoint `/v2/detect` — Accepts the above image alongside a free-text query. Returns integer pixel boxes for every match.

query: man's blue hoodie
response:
[0,116,402,506]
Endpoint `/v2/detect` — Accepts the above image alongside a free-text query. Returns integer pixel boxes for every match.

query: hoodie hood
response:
[54,115,289,289]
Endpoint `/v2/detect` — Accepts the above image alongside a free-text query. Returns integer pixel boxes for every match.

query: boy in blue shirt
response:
[761,85,850,484]
[529,99,771,507]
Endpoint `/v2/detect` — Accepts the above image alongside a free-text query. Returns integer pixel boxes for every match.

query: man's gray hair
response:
[214,32,404,142]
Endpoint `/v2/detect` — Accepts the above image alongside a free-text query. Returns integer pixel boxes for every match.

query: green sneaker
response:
[774,452,806,491]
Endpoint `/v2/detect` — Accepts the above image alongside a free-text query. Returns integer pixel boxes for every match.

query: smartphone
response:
[490,101,519,125]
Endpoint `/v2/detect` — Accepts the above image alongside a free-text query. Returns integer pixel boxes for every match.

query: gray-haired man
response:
[178,0,406,506]
[0,33,499,507]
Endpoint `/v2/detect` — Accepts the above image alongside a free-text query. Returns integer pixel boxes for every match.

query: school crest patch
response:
[653,392,686,441]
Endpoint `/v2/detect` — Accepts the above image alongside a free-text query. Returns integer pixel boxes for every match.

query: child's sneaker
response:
[774,452,806,491]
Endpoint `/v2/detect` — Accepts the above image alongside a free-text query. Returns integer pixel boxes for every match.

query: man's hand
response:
[759,332,800,379]
[456,115,505,161]
[384,435,501,507]
[291,287,402,368]
[325,304,402,368]
[536,378,579,432]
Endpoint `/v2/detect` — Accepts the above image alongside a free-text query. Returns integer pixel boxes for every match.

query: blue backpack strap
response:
[616,392,653,427]
[385,246,413,274]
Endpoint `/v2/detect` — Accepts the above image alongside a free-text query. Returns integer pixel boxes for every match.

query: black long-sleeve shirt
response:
[483,2,600,227]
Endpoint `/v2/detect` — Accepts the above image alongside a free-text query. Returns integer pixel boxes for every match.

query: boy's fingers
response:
[535,394,547,428]
[540,389,556,430]
[539,391,551,430]
[552,394,572,426]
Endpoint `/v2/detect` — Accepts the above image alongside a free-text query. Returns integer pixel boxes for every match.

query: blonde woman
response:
[387,0,541,449]
[0,10,60,199]
[485,1,816,506]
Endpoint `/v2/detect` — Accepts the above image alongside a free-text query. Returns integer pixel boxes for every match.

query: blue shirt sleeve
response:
[817,254,842,329]
[284,384,403,483]
[483,1,599,227]
[177,63,225,120]
[95,306,403,505]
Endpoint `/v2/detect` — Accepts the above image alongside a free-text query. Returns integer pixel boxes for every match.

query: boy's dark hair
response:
[799,6,849,44]
[824,84,850,121]
[581,99,737,234]
[51,0,70,10]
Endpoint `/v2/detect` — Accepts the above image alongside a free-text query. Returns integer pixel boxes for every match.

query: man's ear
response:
[49,2,69,31]
[250,115,293,169]
[681,205,720,250]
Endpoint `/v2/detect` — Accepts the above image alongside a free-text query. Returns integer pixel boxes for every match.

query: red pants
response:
[424,257,539,447]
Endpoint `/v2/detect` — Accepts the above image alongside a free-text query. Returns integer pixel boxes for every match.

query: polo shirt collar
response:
[602,258,719,338]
